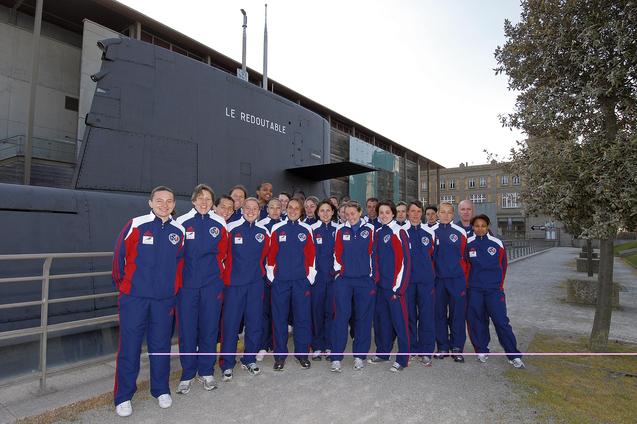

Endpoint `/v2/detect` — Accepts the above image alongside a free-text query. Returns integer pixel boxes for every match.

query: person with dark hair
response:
[330,201,376,372]
[425,205,438,227]
[256,182,273,220]
[278,192,291,220]
[175,184,228,395]
[405,200,436,366]
[266,198,316,371]
[396,201,408,226]
[309,200,339,360]
[214,195,235,223]
[112,186,185,417]
[328,196,339,208]
[364,197,381,229]
[228,185,248,223]
[369,201,411,372]
[465,214,524,368]
[219,198,270,380]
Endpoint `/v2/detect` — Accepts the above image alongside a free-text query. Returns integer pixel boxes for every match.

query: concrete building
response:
[0,0,443,202]
[423,161,570,243]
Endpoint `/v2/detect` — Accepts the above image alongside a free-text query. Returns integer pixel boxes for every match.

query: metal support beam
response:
[23,0,43,185]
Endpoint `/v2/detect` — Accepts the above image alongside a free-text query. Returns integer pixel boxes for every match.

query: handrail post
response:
[39,256,52,392]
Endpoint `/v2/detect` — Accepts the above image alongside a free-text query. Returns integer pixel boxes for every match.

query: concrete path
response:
[1,247,635,423]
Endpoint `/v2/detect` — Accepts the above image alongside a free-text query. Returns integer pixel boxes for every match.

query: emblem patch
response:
[255,233,265,243]
[361,230,369,239]
[316,236,323,245]
[469,248,477,258]
[186,231,195,240]
[210,227,220,237]
[298,233,307,242]
[449,233,458,243]
[343,234,351,241]
[421,236,430,246]
[383,234,391,243]
[168,233,180,245]
[488,246,497,256]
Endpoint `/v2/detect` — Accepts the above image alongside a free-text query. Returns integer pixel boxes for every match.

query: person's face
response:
[286,200,302,221]
[257,183,273,202]
[472,218,489,237]
[192,190,213,215]
[378,205,394,225]
[338,206,347,222]
[215,198,234,221]
[408,205,422,225]
[396,205,407,222]
[366,201,378,219]
[278,194,290,211]
[425,208,438,224]
[329,197,339,208]
[459,201,474,223]
[305,200,317,217]
[318,204,334,224]
[267,201,282,220]
[230,189,245,210]
[345,206,362,225]
[148,190,175,221]
[438,205,454,224]
[243,199,260,223]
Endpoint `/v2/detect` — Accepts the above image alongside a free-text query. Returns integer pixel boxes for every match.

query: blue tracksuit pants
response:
[331,276,376,362]
[374,287,411,367]
[406,282,436,355]
[220,280,264,369]
[260,279,273,352]
[310,273,332,352]
[435,276,467,352]
[177,280,224,380]
[114,294,174,406]
[271,278,311,361]
[467,288,521,360]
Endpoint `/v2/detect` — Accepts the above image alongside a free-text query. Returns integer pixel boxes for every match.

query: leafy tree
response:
[495,0,637,350]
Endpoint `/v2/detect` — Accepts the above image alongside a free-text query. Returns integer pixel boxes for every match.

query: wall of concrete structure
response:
[0,6,81,145]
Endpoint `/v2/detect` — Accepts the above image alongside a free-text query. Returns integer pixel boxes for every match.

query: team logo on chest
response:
[255,233,265,243]
[383,234,391,243]
[449,233,458,243]
[360,230,370,239]
[487,246,497,256]
[279,231,287,242]
[298,233,307,242]
[343,230,351,241]
[169,233,181,245]
[421,236,430,246]
[209,226,220,238]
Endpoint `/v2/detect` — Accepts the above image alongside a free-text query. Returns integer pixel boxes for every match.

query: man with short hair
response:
[425,205,438,227]
[228,185,248,223]
[396,201,408,226]
[112,186,185,417]
[256,182,273,220]
[364,197,381,229]
[456,199,475,237]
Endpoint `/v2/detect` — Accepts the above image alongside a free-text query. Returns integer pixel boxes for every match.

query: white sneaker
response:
[198,375,217,391]
[510,358,525,369]
[421,356,433,367]
[176,379,192,394]
[256,349,267,362]
[242,362,261,376]
[353,357,364,370]
[115,400,132,417]
[222,368,233,381]
[477,354,488,363]
[312,350,322,361]
[330,360,342,373]
[389,362,403,372]
[157,394,172,409]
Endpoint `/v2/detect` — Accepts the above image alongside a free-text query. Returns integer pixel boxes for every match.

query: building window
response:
[64,96,79,112]
[440,179,445,189]
[422,181,428,191]
[512,175,520,185]
[501,175,509,186]
[501,192,519,208]
[448,179,455,189]
[468,178,476,189]
[440,195,454,204]
[479,176,486,188]
[470,193,486,203]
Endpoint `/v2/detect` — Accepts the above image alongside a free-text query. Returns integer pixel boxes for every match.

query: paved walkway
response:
[1,247,635,423]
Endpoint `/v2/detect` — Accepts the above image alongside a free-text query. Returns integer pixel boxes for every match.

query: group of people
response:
[111,182,524,417]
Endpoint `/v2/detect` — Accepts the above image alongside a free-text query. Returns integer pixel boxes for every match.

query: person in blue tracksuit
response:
[266,198,316,371]
[228,185,247,224]
[405,200,436,366]
[310,200,339,360]
[465,214,524,368]
[395,201,408,226]
[456,199,474,237]
[425,205,438,227]
[330,201,376,372]
[219,198,270,380]
[303,196,319,225]
[111,186,185,417]
[369,201,411,372]
[215,195,235,223]
[432,202,469,363]
[175,185,228,395]
[256,182,273,220]
[255,198,284,361]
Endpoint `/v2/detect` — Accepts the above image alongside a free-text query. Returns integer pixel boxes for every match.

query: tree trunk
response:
[587,239,593,277]
[589,238,615,351]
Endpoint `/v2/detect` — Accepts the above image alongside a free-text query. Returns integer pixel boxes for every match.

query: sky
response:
[118,0,524,168]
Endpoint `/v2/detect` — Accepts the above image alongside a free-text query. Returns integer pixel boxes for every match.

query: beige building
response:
[421,161,570,243]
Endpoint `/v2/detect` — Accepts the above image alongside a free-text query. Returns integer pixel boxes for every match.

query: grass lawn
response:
[506,332,637,424]
[613,240,637,255]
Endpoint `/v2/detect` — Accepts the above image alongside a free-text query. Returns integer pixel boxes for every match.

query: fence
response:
[504,239,557,260]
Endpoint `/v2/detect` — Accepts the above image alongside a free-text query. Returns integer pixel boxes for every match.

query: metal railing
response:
[0,252,115,392]
[0,135,77,163]
[504,239,557,260]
